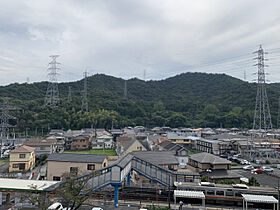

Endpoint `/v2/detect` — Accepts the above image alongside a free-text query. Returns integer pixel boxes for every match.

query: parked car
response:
[47,202,64,210]
[233,154,242,158]
[240,160,250,165]
[261,166,274,172]
[243,165,254,170]
[251,168,264,174]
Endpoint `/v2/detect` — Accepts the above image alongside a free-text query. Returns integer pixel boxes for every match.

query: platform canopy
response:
[174,190,205,199]
[242,194,278,204]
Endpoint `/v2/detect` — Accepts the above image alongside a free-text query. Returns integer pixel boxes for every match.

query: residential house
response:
[71,136,90,150]
[46,153,107,181]
[9,145,36,172]
[92,133,114,149]
[167,133,199,147]
[158,142,189,168]
[118,138,150,156]
[64,129,83,150]
[24,139,57,157]
[187,152,241,183]
[132,151,179,170]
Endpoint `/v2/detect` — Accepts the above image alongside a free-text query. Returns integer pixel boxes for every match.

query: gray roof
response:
[46,153,106,163]
[200,169,241,179]
[190,152,231,165]
[132,151,178,166]
[123,138,150,152]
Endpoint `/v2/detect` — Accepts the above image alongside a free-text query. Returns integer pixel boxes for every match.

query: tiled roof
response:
[10,145,35,153]
[190,152,231,164]
[46,153,106,163]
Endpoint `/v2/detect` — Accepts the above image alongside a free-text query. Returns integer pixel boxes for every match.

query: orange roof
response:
[10,145,35,153]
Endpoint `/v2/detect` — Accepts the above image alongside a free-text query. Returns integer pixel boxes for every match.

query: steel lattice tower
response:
[124,80,128,99]
[68,86,72,103]
[81,71,88,113]
[0,98,20,138]
[253,45,272,131]
[45,55,60,106]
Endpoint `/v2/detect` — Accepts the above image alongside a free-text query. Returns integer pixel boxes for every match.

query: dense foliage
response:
[1,72,280,134]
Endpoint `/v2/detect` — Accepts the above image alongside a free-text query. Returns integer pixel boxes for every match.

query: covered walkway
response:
[242,194,278,210]
[174,190,205,207]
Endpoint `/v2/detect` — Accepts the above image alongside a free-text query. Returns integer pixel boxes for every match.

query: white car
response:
[241,160,250,165]
[243,165,254,170]
[261,166,274,172]
[47,202,64,210]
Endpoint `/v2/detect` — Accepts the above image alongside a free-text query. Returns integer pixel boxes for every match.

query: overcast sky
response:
[1,0,280,85]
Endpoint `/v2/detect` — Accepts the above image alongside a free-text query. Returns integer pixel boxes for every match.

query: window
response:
[19,154,26,158]
[226,190,234,196]
[206,190,215,195]
[216,191,224,196]
[83,145,87,147]
[12,164,18,168]
[70,167,78,175]
[87,164,95,170]
[53,176,61,181]
[103,162,106,167]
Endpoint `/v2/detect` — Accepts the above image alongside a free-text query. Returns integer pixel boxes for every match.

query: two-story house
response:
[46,153,107,181]
[71,136,90,150]
[92,134,114,149]
[24,139,57,157]
[9,145,36,172]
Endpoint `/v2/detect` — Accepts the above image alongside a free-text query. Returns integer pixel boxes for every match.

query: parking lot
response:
[235,169,280,188]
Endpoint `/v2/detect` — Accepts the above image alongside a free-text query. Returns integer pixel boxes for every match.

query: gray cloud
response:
[0,0,280,85]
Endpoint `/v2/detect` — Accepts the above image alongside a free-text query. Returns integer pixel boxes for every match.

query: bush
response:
[248,177,260,186]
[265,160,271,164]
[217,179,236,184]
[201,175,207,182]
[231,162,238,166]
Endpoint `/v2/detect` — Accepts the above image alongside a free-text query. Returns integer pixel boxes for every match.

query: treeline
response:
[2,72,280,133]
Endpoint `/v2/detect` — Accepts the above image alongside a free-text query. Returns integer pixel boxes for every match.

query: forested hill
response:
[1,72,279,133]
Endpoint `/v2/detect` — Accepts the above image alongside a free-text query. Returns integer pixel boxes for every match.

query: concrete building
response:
[196,139,222,155]
[46,153,108,181]
[9,145,36,172]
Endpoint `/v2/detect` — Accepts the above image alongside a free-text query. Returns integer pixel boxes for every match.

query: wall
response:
[46,158,108,180]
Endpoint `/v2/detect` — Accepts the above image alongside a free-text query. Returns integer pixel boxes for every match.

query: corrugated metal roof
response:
[242,194,278,204]
[174,190,205,199]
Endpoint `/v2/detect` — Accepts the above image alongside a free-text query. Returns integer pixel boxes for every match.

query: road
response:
[236,169,279,188]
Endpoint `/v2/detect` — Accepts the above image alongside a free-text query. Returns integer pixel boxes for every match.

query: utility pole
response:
[143,69,146,81]
[277,97,280,129]
[252,45,272,131]
[244,70,246,81]
[81,71,88,113]
[45,55,60,106]
[124,80,128,100]
[68,86,72,103]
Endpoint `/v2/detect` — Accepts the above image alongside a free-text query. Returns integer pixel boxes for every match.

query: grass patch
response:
[64,149,117,156]
[0,159,9,166]
[189,150,200,156]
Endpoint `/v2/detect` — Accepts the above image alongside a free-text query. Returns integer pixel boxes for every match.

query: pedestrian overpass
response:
[48,153,200,207]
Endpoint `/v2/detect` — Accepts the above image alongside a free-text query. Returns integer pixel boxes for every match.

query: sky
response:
[1,0,280,85]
